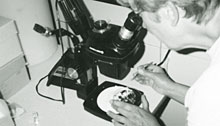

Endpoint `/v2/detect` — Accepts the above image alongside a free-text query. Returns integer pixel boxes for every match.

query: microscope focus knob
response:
[93,20,110,34]
[67,68,79,79]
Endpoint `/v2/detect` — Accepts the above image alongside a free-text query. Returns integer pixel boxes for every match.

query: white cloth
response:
[185,36,220,126]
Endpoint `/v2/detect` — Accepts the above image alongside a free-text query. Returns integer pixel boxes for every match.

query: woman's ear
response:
[158,2,179,26]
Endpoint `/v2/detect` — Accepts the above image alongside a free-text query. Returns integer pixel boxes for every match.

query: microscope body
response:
[84,13,146,79]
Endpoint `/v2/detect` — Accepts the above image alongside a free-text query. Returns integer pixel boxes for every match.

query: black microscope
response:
[34,0,147,121]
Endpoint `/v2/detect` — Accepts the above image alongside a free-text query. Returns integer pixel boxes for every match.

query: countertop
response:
[8,46,163,126]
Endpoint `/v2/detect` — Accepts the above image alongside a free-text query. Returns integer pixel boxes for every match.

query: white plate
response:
[97,86,128,113]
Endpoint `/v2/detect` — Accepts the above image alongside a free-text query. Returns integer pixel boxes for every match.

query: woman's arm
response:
[134,63,189,104]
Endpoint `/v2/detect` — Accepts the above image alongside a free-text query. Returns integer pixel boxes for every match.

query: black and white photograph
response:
[0,0,220,126]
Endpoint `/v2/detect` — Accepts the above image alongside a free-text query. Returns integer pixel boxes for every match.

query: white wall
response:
[160,50,210,126]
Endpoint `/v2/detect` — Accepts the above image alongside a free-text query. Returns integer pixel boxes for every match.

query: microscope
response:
[85,11,146,79]
[34,0,147,121]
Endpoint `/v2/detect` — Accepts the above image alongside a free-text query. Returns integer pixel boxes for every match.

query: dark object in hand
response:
[113,88,136,104]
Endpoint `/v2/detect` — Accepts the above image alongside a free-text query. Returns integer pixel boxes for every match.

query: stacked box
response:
[0,16,30,99]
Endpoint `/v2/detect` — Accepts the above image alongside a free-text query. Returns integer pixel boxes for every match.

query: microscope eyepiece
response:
[119,12,142,41]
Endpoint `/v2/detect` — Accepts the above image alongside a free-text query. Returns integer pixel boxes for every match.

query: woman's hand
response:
[134,63,176,96]
[133,63,189,104]
[107,95,160,126]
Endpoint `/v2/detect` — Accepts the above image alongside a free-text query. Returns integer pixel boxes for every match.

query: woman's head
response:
[117,0,220,50]
[134,0,220,24]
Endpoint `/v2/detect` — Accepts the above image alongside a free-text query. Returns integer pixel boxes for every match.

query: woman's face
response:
[140,11,191,51]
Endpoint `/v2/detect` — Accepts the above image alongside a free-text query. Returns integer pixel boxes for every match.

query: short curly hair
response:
[135,0,220,24]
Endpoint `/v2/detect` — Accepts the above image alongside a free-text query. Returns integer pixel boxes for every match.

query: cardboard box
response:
[0,16,29,99]
[0,16,22,67]
[0,55,30,99]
